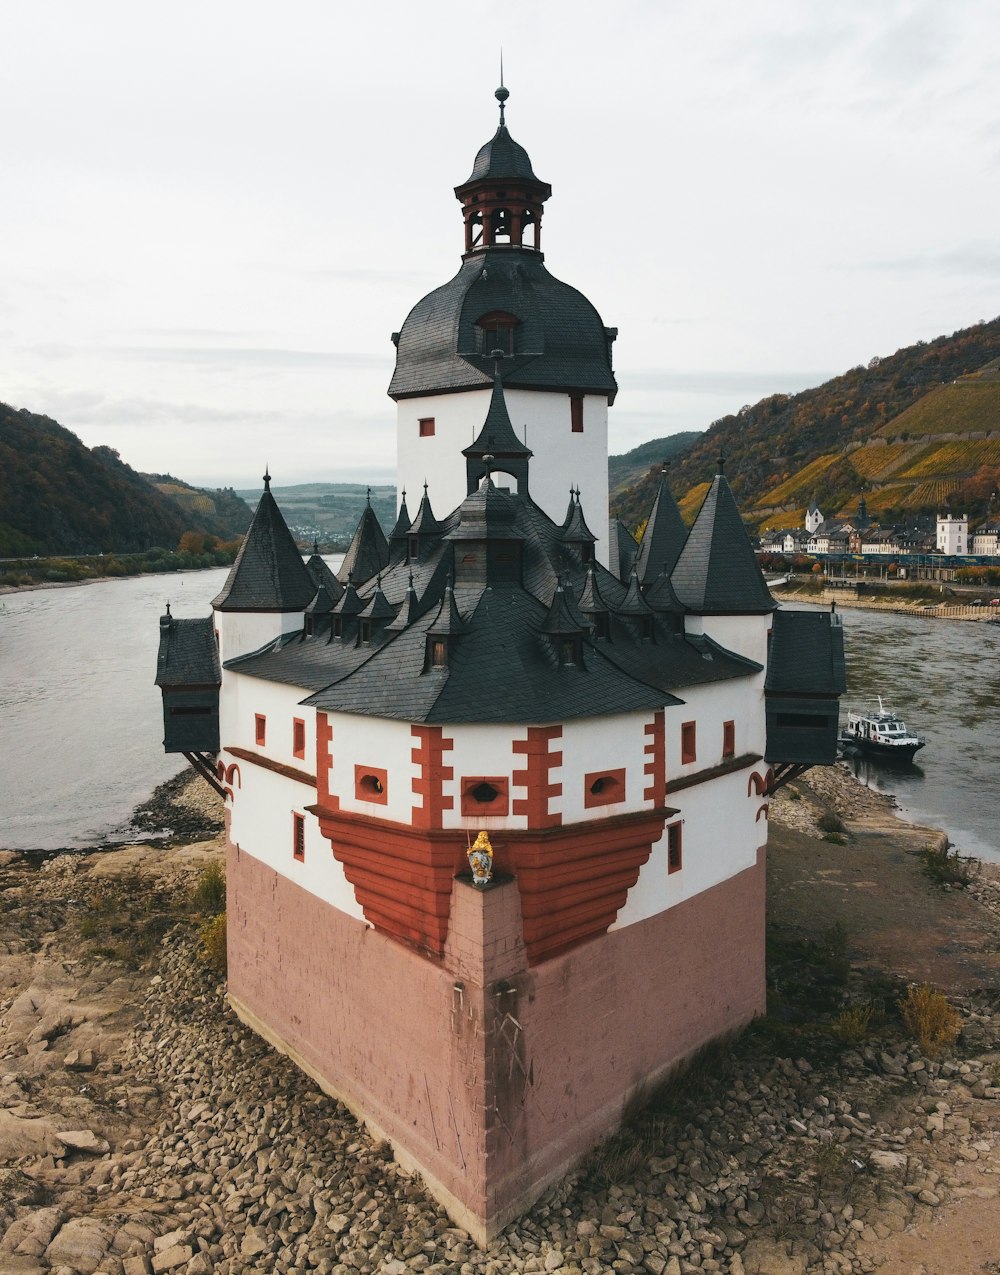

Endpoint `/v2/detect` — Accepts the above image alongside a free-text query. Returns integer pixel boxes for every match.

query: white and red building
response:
[157,85,844,1243]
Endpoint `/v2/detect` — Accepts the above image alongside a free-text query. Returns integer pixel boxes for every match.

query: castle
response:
[156,85,845,1243]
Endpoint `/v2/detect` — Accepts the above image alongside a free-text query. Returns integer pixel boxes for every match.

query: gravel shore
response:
[2,769,999,1275]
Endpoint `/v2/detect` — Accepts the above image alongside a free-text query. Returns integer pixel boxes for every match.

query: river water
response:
[1,576,997,859]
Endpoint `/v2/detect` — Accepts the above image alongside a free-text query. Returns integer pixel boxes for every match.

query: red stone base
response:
[226,838,765,1243]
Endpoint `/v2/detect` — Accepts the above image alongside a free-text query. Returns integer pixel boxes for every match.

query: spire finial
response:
[366,486,371,506]
[717,451,726,475]
[495,53,509,126]
[263,466,271,490]
[408,571,414,589]
[165,601,171,616]
[423,479,429,496]
[313,537,319,555]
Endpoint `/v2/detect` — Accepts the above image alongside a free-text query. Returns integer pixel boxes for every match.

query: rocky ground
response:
[1,770,999,1275]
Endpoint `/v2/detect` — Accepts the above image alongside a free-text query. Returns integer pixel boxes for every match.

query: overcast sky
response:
[2,0,998,492]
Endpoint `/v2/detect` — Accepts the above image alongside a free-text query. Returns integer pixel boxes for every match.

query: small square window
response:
[419,417,435,437]
[293,718,306,760]
[570,395,584,433]
[255,714,266,747]
[667,822,682,873]
[292,812,305,862]
[681,721,696,765]
[723,720,735,758]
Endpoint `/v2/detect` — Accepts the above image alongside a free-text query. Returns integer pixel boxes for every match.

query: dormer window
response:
[430,639,448,669]
[592,613,609,639]
[560,638,580,666]
[408,535,420,561]
[359,618,372,644]
[476,311,518,357]
[333,617,343,639]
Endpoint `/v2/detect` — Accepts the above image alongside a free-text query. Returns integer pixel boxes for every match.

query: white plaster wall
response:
[324,713,417,824]
[214,610,303,665]
[437,724,527,833]
[396,387,610,565]
[665,678,764,776]
[225,761,366,924]
[559,711,649,824]
[936,515,968,555]
[684,613,771,680]
[612,764,767,931]
[220,674,310,761]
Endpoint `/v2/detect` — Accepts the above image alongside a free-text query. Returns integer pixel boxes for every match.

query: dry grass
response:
[900,984,960,1057]
[199,913,228,976]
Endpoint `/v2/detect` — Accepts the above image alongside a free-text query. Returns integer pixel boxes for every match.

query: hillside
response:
[612,316,1000,533]
[607,431,701,496]
[236,482,397,547]
[0,403,251,555]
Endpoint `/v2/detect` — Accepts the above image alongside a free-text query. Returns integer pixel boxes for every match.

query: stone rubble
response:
[1,925,998,1275]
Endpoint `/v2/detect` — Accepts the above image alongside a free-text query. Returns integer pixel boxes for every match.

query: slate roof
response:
[463,375,532,460]
[305,549,344,603]
[459,124,548,188]
[212,480,315,612]
[409,486,444,537]
[634,470,687,583]
[765,609,846,696]
[671,473,776,615]
[388,252,618,402]
[609,518,638,582]
[337,502,390,585]
[559,490,597,545]
[155,613,221,687]
[389,493,412,541]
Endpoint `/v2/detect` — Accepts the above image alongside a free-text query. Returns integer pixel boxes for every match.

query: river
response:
[1,576,997,859]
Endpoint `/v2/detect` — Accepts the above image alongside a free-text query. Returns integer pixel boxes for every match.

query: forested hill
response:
[0,402,251,555]
[611,316,1000,533]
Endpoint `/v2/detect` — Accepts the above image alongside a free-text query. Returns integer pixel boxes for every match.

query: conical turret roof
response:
[385,574,421,633]
[212,473,314,612]
[671,468,775,614]
[634,469,687,583]
[357,580,396,623]
[408,484,444,537]
[338,494,389,585]
[577,562,611,617]
[558,488,597,545]
[617,568,655,618]
[389,491,412,541]
[332,575,365,618]
[305,542,344,602]
[542,581,590,636]
[428,581,468,637]
[463,375,532,461]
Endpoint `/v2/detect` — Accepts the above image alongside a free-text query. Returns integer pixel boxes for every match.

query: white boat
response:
[841,697,925,763]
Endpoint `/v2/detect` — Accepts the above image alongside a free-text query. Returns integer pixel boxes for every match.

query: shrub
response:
[191,861,226,913]
[832,1000,883,1043]
[900,984,960,1057]
[199,913,227,976]
[921,842,976,888]
[817,811,846,835]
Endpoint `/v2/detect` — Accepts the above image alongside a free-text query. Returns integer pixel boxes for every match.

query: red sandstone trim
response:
[511,726,562,828]
[460,775,510,817]
[665,752,762,795]
[293,717,306,760]
[411,726,455,829]
[643,709,666,804]
[583,768,626,809]
[254,713,266,746]
[681,720,697,765]
[355,764,388,805]
[225,745,316,787]
[316,713,337,809]
[309,803,670,964]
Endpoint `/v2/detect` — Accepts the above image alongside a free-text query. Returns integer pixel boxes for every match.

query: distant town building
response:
[971,524,1000,557]
[805,500,824,534]
[937,513,968,555]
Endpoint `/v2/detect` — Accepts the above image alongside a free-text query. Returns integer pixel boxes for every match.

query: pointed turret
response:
[385,573,421,634]
[390,490,412,542]
[558,487,597,560]
[609,518,639,582]
[305,540,345,604]
[671,462,775,614]
[212,472,315,613]
[542,580,590,637]
[338,491,390,585]
[463,374,532,494]
[634,468,687,584]
[428,579,468,638]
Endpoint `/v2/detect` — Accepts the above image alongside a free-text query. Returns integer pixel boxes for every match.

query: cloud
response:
[862,244,1000,277]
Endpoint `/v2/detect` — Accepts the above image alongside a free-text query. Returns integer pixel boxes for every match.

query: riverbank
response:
[775,586,1000,622]
[1,769,999,1275]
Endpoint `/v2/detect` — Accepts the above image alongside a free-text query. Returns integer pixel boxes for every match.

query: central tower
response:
[389,85,618,564]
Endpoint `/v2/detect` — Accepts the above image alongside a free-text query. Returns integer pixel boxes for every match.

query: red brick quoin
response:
[512,725,562,828]
[643,709,666,805]
[412,725,454,829]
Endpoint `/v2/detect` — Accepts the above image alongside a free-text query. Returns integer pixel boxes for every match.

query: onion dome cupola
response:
[212,471,315,612]
[445,472,523,586]
[455,82,552,257]
[558,486,598,562]
[388,86,618,403]
[671,458,776,615]
[462,374,532,495]
[634,467,687,584]
[337,491,390,586]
